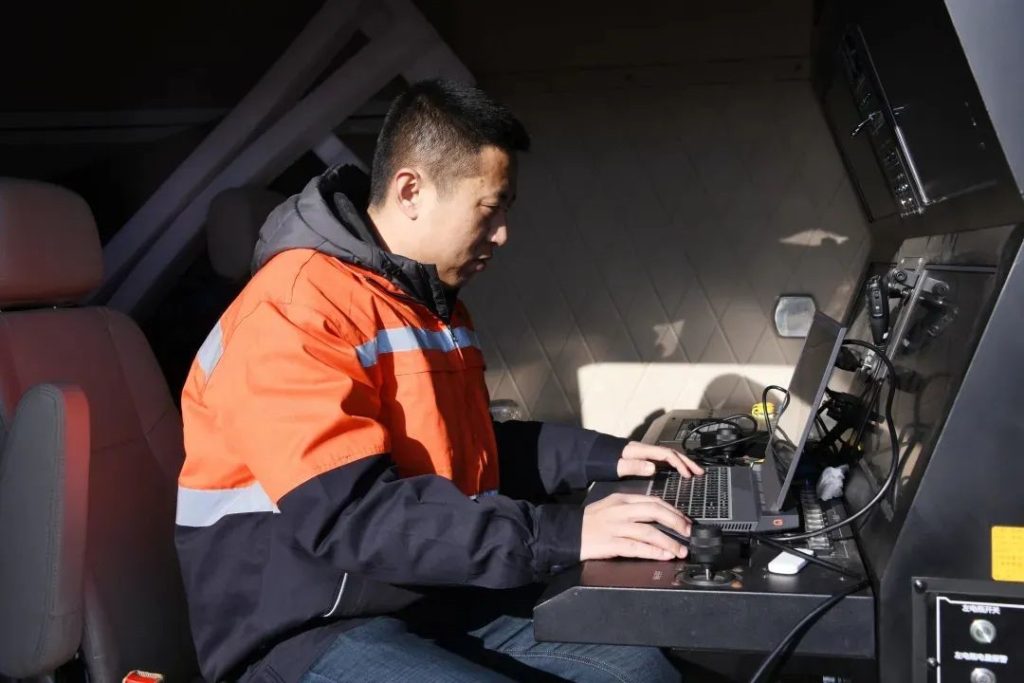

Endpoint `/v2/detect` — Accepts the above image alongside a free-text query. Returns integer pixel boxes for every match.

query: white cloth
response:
[816,465,849,501]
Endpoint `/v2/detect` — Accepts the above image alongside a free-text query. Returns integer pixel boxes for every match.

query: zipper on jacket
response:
[363,275,468,367]
[364,275,440,317]
[444,322,466,366]
[322,572,349,618]
[376,261,452,323]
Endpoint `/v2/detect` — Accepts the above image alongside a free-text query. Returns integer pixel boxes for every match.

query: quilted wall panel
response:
[460,79,870,437]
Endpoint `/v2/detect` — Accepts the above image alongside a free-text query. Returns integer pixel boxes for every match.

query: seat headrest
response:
[206,187,285,283]
[0,179,103,308]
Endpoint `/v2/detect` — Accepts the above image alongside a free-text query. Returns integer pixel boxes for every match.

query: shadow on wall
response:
[578,363,796,439]
[701,372,774,413]
[628,409,666,441]
[624,373,777,441]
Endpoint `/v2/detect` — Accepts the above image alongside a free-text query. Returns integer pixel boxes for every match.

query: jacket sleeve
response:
[492,420,627,500]
[200,300,581,592]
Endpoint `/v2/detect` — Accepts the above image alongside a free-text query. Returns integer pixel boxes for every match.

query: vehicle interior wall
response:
[418,1,871,436]
[3,2,873,440]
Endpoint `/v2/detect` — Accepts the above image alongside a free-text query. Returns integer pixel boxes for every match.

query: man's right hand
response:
[579,493,692,562]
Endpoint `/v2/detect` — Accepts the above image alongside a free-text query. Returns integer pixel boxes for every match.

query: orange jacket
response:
[179,248,500,503]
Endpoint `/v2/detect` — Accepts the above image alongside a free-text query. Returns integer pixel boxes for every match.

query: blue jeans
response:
[300,615,680,683]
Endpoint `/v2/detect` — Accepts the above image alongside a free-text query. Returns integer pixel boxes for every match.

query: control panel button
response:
[970,668,996,683]
[969,618,997,644]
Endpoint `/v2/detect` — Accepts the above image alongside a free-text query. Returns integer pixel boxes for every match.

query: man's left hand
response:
[616,441,705,479]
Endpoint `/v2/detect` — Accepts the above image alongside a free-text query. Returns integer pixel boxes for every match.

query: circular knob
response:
[688,524,723,566]
[970,619,997,644]
[970,668,996,683]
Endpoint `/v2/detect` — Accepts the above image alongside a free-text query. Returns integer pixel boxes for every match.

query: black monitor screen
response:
[763,312,846,512]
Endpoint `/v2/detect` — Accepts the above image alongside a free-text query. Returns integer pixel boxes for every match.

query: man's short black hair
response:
[369,79,530,207]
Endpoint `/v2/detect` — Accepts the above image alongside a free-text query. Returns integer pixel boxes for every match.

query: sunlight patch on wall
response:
[779,228,851,247]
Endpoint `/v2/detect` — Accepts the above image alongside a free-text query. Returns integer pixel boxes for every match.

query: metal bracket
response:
[101,0,474,317]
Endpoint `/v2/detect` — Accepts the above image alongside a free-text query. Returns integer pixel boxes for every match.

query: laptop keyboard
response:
[646,468,732,521]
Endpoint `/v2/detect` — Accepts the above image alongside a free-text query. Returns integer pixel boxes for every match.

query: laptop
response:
[585,311,847,533]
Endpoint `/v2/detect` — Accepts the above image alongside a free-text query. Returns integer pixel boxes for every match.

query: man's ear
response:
[393,168,421,220]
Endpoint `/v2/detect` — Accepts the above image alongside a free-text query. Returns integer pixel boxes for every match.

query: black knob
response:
[689,524,723,566]
[866,275,890,346]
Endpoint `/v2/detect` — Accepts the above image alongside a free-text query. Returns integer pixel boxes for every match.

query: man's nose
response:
[490,223,509,247]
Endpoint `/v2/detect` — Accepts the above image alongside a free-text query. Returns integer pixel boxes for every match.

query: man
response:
[176,79,702,682]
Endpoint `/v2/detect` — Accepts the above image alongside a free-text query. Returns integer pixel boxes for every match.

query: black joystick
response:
[688,524,723,583]
[689,524,723,563]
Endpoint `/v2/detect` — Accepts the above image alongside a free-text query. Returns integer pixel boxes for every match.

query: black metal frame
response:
[910,577,1024,683]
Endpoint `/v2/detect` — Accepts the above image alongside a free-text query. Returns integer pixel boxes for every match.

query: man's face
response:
[418,145,516,288]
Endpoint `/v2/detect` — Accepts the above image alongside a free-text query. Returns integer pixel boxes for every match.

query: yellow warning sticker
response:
[992,526,1024,582]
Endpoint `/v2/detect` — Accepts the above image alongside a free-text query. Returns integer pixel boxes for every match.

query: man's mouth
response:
[464,254,492,276]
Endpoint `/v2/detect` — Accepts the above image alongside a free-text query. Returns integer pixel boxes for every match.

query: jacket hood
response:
[251,165,457,321]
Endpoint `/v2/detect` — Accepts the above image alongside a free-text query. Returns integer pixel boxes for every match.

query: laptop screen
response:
[760,311,847,512]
